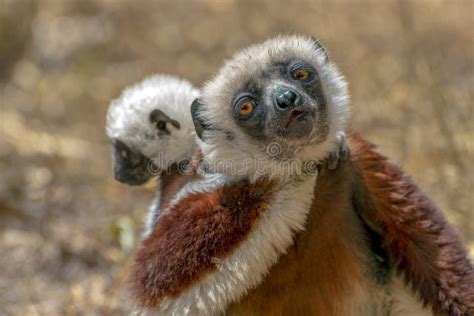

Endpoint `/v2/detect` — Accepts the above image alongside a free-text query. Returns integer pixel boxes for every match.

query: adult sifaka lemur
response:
[128,36,474,315]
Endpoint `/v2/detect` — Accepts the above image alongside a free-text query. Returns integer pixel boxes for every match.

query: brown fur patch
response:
[227,152,369,315]
[348,131,474,316]
[130,134,473,314]
[159,163,201,211]
[229,132,473,315]
[129,177,278,308]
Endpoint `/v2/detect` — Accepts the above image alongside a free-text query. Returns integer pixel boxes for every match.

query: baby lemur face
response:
[192,35,350,174]
[110,109,183,185]
[106,75,199,185]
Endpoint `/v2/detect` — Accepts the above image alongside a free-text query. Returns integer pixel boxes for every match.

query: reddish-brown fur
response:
[130,133,473,315]
[348,131,474,315]
[227,148,369,315]
[159,163,202,211]
[129,177,278,308]
[228,132,474,315]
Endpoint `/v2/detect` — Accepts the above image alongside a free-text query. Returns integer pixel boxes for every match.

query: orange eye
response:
[239,101,254,115]
[292,69,310,80]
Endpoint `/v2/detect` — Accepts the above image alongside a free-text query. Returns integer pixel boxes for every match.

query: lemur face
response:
[228,59,328,142]
[106,75,200,185]
[192,35,350,164]
[110,109,182,185]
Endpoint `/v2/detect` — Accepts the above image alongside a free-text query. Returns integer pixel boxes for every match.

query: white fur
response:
[143,181,161,238]
[144,172,232,237]
[198,35,351,179]
[138,35,353,314]
[166,172,231,210]
[106,75,200,237]
[140,176,434,316]
[106,74,199,165]
[388,277,434,316]
[141,172,318,315]
[135,37,435,315]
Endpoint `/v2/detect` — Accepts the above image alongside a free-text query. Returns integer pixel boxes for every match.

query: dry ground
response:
[0,0,472,314]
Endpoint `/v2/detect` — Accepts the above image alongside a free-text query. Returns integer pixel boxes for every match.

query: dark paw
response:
[149,109,181,136]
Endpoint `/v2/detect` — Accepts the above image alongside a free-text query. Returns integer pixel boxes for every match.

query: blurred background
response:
[0,0,472,314]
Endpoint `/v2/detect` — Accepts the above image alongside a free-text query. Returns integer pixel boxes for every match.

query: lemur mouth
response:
[285,110,307,128]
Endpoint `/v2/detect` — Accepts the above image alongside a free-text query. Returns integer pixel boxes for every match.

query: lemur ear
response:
[149,109,180,136]
[310,36,329,63]
[191,98,207,140]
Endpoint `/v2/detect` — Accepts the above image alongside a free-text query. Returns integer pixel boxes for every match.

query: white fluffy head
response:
[106,75,199,165]
[196,35,351,178]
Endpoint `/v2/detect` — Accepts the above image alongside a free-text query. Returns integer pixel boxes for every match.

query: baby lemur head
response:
[192,35,350,177]
[107,75,199,185]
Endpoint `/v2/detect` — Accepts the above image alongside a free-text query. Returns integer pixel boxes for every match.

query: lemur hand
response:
[318,132,350,173]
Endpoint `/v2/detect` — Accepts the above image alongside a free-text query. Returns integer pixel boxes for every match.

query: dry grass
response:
[0,0,472,314]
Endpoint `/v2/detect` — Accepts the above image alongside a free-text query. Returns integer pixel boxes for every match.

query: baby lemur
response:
[106,74,199,234]
[129,35,473,315]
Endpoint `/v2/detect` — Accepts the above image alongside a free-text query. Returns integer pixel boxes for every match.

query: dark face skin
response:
[192,57,329,145]
[111,139,153,185]
[232,59,328,143]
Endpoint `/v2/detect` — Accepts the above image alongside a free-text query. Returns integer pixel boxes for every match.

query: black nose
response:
[275,89,300,110]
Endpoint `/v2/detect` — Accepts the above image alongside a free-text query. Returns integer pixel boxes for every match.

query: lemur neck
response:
[197,133,340,182]
[195,152,322,185]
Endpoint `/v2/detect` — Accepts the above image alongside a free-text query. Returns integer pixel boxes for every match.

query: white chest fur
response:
[141,173,318,316]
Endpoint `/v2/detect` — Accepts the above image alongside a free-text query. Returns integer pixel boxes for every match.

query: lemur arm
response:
[348,131,474,316]
[130,176,278,309]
